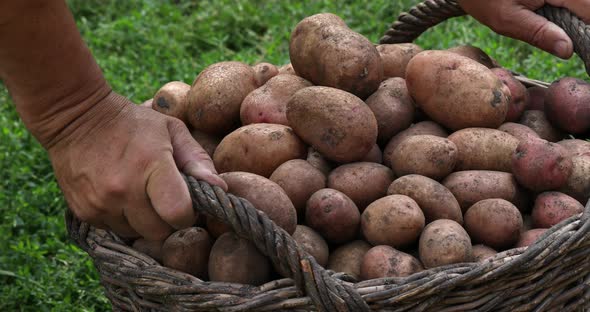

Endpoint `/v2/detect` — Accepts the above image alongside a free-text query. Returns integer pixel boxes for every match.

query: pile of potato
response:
[133,13,590,284]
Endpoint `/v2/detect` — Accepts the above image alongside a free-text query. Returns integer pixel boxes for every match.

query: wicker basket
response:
[66,1,590,311]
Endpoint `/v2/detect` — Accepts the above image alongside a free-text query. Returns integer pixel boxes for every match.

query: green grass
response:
[0,1,587,310]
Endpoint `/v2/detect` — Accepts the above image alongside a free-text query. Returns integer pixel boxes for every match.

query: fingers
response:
[123,193,175,241]
[145,153,198,229]
[103,216,140,239]
[167,119,228,191]
[547,0,590,24]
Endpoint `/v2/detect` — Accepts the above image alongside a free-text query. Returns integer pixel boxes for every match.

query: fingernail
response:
[553,40,570,58]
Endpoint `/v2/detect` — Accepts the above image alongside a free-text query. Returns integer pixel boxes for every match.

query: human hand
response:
[458,0,590,59]
[47,92,227,241]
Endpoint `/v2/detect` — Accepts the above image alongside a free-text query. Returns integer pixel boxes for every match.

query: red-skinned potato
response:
[383,121,448,168]
[327,240,371,279]
[515,229,547,248]
[545,77,590,134]
[152,81,191,122]
[491,68,528,122]
[292,225,329,267]
[305,189,360,244]
[360,246,423,280]
[471,244,497,261]
[557,139,590,157]
[511,138,573,191]
[526,86,546,111]
[464,199,523,250]
[162,227,212,279]
[532,192,584,228]
[519,110,564,142]
[252,62,279,87]
[419,219,472,268]
[391,135,458,180]
[498,122,540,142]
[447,45,496,68]
[449,128,519,172]
[377,43,423,78]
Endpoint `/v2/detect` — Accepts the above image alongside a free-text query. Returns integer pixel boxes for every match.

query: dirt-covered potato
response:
[362,144,383,164]
[270,159,326,218]
[545,77,590,134]
[471,244,497,261]
[306,147,333,176]
[559,156,590,204]
[366,78,415,145]
[391,135,458,180]
[442,170,530,213]
[491,68,528,122]
[447,45,496,68]
[526,86,546,111]
[377,43,423,78]
[511,138,573,191]
[558,139,590,157]
[519,110,564,142]
[383,121,448,168]
[327,240,371,279]
[532,192,584,228]
[187,61,257,135]
[162,227,212,279]
[361,195,425,248]
[306,189,360,244]
[419,219,472,268]
[464,199,523,250]
[515,229,547,248]
[190,129,221,158]
[449,128,519,172]
[132,238,164,263]
[220,172,297,234]
[498,122,540,142]
[292,225,329,267]
[252,62,279,87]
[360,246,423,280]
[327,162,394,212]
[240,74,312,126]
[287,86,378,163]
[278,63,296,75]
[208,232,270,285]
[152,81,191,122]
[388,174,463,224]
[406,50,509,130]
[213,123,306,178]
[289,13,383,98]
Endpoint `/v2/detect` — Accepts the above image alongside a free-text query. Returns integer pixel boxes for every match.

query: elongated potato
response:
[213,123,306,178]
[448,128,519,172]
[383,121,448,168]
[447,45,495,68]
[360,246,423,280]
[377,43,423,78]
[406,50,509,130]
[498,122,540,142]
[464,199,523,250]
[287,86,378,163]
[187,61,257,135]
[391,135,458,180]
[388,174,463,224]
[289,13,383,98]
[558,139,590,157]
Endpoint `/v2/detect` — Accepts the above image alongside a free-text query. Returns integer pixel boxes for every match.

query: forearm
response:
[0,0,115,148]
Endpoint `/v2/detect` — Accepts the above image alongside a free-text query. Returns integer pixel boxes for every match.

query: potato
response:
[240,74,312,126]
[361,195,425,248]
[220,172,297,234]
[391,135,458,180]
[190,129,221,158]
[512,138,573,191]
[289,13,383,98]
[559,156,590,204]
[532,192,584,228]
[278,63,296,75]
[306,147,332,176]
[419,219,472,268]
[162,227,212,279]
[187,61,257,135]
[362,144,383,164]
[377,43,423,78]
[327,240,371,279]
[292,225,329,267]
[526,86,546,111]
[471,245,497,262]
[305,189,360,244]
[388,174,463,224]
[442,170,530,213]
[327,162,394,212]
[132,238,164,263]
[519,110,564,142]
[448,128,519,172]
[366,78,415,145]
[491,68,528,122]
[447,45,495,68]
[383,121,448,168]
[545,77,590,134]
[252,62,279,87]
[208,232,270,285]
[515,229,547,248]
[464,199,523,250]
[270,159,326,218]
[406,50,509,130]
[498,122,540,142]
[287,86,378,163]
[152,81,191,122]
[558,139,590,157]
[141,98,153,108]
[205,216,231,239]
[360,246,423,280]
[213,123,306,178]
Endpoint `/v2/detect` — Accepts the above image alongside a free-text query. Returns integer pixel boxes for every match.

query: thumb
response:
[167,119,228,191]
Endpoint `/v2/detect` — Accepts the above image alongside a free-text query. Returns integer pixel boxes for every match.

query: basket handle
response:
[379,0,590,76]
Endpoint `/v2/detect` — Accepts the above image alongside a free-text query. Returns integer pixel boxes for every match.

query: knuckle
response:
[103,175,128,197]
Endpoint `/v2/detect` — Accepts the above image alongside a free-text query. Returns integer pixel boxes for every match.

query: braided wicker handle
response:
[379,0,590,76]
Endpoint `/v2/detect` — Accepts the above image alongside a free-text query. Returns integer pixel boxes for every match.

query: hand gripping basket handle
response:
[379,0,590,77]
